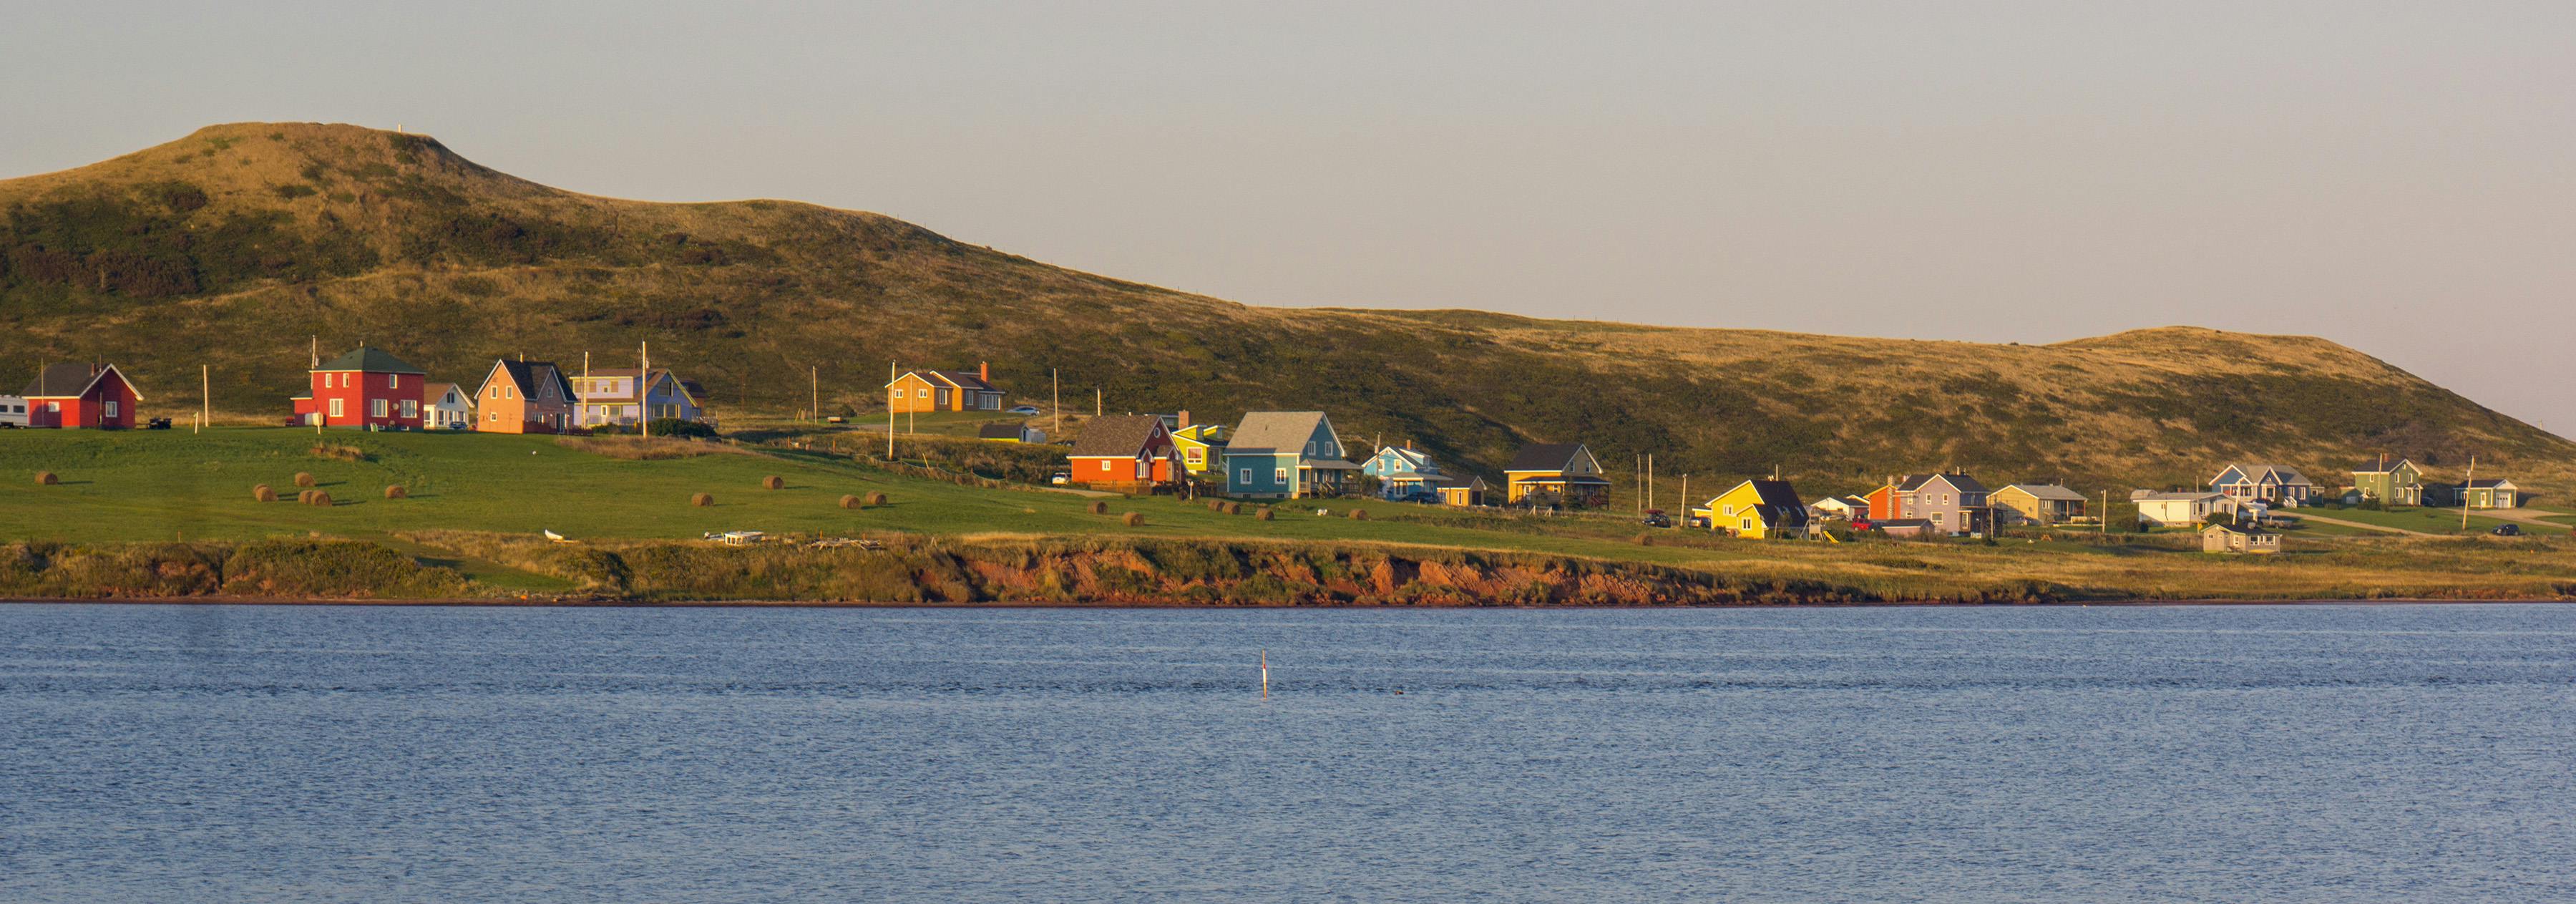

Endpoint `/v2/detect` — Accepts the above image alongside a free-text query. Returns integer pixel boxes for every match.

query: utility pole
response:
[1052,369,1061,437]
[1680,473,1689,523]
[1647,454,1654,513]
[198,364,208,433]
[2461,455,2477,532]
[887,361,896,460]
[810,365,819,424]
[582,351,591,428]
[639,342,651,438]
[1095,387,1103,418]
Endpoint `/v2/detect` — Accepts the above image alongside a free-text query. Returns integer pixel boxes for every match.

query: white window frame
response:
[104,401,118,419]
[1238,468,1252,484]
[370,399,388,418]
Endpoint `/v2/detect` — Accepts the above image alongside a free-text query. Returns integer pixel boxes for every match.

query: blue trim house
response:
[1360,443,1444,500]
[1221,411,1360,499]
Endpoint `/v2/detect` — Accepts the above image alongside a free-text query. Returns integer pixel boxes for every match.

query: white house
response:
[2133,490,2234,528]
[423,382,474,429]
[1807,495,1869,521]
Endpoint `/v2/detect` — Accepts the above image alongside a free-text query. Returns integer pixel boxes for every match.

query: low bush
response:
[293,472,316,487]
[840,495,862,509]
[35,472,58,486]
[1122,512,1146,526]
[308,443,369,462]
[384,485,407,500]
[762,475,785,490]
[253,484,275,502]
[691,492,713,507]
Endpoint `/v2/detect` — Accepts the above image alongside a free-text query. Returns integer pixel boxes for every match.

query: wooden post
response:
[639,342,651,437]
[199,364,208,434]
[1094,387,1102,418]
[1680,473,1688,524]
[1647,454,1654,513]
[811,365,819,424]
[1052,369,1060,437]
[887,361,897,460]
[2461,455,2477,532]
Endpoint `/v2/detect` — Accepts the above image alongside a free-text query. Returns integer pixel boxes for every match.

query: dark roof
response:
[21,362,111,399]
[977,423,1025,439]
[1425,474,1487,490]
[316,346,425,374]
[2459,478,2514,489]
[1068,414,1166,457]
[1898,472,1989,495]
[1506,442,1591,472]
[1740,479,1803,511]
[1875,518,1936,529]
[2351,457,2415,474]
[487,360,575,400]
[940,371,997,392]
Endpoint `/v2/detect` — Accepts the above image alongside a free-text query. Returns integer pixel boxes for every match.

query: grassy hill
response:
[5,122,2570,495]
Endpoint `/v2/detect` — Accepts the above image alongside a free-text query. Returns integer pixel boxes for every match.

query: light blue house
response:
[1221,412,1360,499]
[1361,443,1443,500]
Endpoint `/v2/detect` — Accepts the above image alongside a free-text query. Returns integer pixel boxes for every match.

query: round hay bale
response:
[293,472,316,487]
[864,491,888,506]
[762,475,784,490]
[1206,499,1223,510]
[253,484,276,502]
[1122,512,1146,526]
[1255,507,1274,521]
[691,492,714,507]
[306,490,333,507]
[840,494,862,509]
[1088,500,1109,515]
[1634,533,1653,546]
[384,485,408,500]
[296,489,314,505]
[1350,508,1370,520]
[1224,502,1241,515]
[34,471,58,486]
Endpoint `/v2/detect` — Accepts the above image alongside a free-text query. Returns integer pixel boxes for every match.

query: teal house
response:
[1360,442,1443,500]
[1221,412,1360,499]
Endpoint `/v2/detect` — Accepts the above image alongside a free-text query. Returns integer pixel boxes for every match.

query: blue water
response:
[3,603,2572,903]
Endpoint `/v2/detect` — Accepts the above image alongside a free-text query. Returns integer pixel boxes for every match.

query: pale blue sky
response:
[6,1,2571,430]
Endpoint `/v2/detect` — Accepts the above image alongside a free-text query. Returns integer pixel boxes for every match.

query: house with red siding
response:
[20,363,142,429]
[1065,414,1182,492]
[295,347,427,429]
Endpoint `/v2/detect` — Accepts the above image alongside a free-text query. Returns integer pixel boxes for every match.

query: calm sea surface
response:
[2,603,2572,903]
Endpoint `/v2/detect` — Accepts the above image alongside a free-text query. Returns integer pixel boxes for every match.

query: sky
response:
[5,1,2571,430]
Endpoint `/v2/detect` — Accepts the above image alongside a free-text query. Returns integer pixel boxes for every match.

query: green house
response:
[2349,455,2424,506]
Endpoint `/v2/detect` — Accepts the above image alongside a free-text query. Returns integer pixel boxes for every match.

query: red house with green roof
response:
[294,346,427,429]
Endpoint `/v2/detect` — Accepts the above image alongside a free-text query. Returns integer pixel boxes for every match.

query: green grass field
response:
[2290,505,2552,535]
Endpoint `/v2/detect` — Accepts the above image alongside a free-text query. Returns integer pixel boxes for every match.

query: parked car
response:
[2492,523,2522,537]
[1048,471,1071,486]
[1008,405,1043,416]
[1684,515,1710,530]
[145,417,172,429]
[1641,510,1672,528]
[1392,490,1440,505]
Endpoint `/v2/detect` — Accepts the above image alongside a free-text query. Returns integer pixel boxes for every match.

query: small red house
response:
[21,362,142,429]
[1066,414,1182,492]
[296,346,428,429]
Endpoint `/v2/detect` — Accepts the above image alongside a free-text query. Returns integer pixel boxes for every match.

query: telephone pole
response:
[810,365,819,423]
[639,342,652,437]
[1052,368,1061,437]
[887,361,897,459]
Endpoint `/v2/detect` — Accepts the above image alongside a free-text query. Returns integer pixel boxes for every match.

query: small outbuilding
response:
[2200,523,2281,555]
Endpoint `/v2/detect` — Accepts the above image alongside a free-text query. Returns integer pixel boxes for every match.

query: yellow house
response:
[1170,416,1229,480]
[1503,442,1611,507]
[887,363,1004,413]
[1688,478,1810,539]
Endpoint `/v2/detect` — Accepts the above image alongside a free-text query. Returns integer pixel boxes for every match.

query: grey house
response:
[1888,472,1992,535]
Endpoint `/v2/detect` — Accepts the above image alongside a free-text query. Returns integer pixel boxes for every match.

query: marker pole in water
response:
[1261,648,1269,699]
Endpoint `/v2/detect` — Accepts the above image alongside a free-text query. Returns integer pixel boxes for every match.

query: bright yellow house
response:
[1171,420,1229,480]
[1689,478,1810,539]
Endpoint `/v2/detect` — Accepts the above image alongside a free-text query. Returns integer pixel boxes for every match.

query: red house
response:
[1066,414,1183,492]
[296,347,427,429]
[21,362,142,429]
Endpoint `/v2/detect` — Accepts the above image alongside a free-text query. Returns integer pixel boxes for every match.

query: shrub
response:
[1256,508,1274,521]
[306,490,333,507]
[384,485,407,500]
[840,495,862,509]
[762,475,784,490]
[34,472,57,486]
[293,472,316,487]
[1122,512,1146,526]
[649,418,718,439]
[253,484,275,502]
[1350,508,1369,520]
[691,492,714,507]
[864,491,887,506]
[1088,500,1109,515]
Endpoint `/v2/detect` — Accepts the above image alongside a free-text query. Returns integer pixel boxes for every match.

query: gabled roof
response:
[21,362,140,400]
[1369,446,1436,473]
[891,369,999,393]
[2458,478,2516,489]
[2210,463,2315,487]
[1732,479,1804,510]
[1898,472,1989,495]
[2000,483,2087,502]
[423,382,469,406]
[2133,490,2223,502]
[1425,474,1488,491]
[1506,442,1595,473]
[1173,423,1228,443]
[2202,523,2275,537]
[482,359,576,402]
[977,423,1030,440]
[1068,414,1169,457]
[316,346,425,374]
[1226,412,1333,455]
[572,368,689,404]
[2351,456,2418,475]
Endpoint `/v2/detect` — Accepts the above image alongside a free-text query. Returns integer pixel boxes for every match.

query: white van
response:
[0,394,26,428]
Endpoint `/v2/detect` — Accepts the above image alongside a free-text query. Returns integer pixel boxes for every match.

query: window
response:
[487,412,497,422]
[104,401,118,419]
[507,387,516,399]
[1238,469,1252,484]
[401,399,418,417]
[1741,518,1755,530]
[1931,512,1946,523]
[46,402,59,412]
[370,399,388,418]
[329,399,344,418]
[389,374,400,389]
[1275,468,1288,484]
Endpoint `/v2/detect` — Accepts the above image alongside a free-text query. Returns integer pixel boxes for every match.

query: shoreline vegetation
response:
[4,427,2573,607]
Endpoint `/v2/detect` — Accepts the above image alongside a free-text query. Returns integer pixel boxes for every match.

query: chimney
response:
[1177,409,1191,429]
[979,361,989,382]
[1405,439,1413,450]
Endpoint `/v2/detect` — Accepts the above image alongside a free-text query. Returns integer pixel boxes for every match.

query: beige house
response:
[1991,483,2087,526]
[2201,523,2281,554]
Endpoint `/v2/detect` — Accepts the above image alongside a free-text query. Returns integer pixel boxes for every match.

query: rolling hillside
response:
[4,122,2569,494]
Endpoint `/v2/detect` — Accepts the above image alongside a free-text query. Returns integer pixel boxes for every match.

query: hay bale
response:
[1088,500,1109,515]
[34,471,57,486]
[296,489,313,504]
[1122,512,1146,526]
[1634,533,1653,546]
[1255,507,1274,521]
[384,485,407,500]
[293,472,316,487]
[840,494,862,509]
[864,491,888,506]
[1350,508,1370,520]
[1224,502,1241,515]
[691,492,714,507]
[253,484,276,502]
[306,490,333,507]
[762,475,784,490]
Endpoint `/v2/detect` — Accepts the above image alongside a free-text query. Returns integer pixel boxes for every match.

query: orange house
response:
[472,359,578,434]
[1863,482,1900,521]
[887,363,1004,413]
